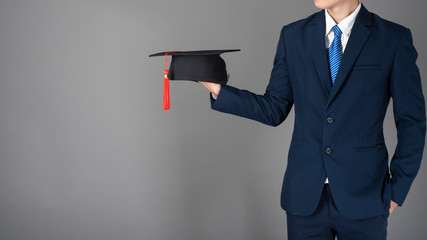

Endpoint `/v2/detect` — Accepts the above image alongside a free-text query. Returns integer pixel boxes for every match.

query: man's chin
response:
[313,2,328,10]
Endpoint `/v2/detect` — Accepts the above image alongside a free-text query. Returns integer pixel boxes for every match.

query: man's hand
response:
[389,200,398,214]
[199,81,221,96]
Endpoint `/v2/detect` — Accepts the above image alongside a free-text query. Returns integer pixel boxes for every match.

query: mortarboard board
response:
[149,49,240,110]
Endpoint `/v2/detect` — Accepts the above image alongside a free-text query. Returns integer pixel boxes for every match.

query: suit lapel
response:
[310,10,332,98]
[327,4,373,107]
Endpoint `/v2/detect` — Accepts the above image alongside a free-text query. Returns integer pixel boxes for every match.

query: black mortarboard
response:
[149,49,240,110]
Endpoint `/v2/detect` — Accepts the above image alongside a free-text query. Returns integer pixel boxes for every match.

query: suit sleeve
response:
[209,26,294,127]
[389,28,426,206]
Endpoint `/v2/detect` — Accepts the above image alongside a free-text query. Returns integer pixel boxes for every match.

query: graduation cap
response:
[149,49,240,110]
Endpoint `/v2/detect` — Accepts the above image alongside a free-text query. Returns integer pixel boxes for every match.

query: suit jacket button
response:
[327,117,334,123]
[325,147,332,154]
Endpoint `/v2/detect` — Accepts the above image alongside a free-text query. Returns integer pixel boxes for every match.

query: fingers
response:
[198,81,221,95]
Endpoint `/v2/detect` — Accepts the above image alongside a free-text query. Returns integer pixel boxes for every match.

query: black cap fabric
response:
[149,49,239,110]
[149,49,240,84]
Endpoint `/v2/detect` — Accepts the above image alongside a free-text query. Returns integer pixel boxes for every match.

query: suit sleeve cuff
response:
[209,84,235,110]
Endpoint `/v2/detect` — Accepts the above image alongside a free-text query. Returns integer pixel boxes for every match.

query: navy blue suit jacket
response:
[210,4,426,219]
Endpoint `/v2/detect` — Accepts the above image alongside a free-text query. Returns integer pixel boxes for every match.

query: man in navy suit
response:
[200,0,426,239]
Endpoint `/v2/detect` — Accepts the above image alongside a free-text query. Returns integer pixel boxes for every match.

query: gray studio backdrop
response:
[0,0,426,239]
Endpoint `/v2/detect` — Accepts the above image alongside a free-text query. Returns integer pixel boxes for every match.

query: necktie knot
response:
[332,25,342,37]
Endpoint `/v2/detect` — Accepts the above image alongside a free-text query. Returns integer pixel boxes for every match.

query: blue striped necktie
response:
[329,25,342,85]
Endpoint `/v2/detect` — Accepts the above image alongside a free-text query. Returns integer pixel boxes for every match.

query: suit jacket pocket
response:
[354,143,385,152]
[291,136,305,144]
[352,64,382,70]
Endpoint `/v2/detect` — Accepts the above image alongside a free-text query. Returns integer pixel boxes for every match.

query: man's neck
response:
[326,1,359,24]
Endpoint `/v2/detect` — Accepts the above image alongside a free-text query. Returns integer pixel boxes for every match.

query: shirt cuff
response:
[211,93,217,100]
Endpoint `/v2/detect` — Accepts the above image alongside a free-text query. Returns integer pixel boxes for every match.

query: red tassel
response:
[163,69,170,110]
[162,51,182,110]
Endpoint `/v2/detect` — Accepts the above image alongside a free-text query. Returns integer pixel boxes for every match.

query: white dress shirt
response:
[325,2,361,52]
[212,2,362,184]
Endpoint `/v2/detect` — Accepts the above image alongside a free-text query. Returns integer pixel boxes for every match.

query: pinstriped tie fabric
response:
[329,25,342,85]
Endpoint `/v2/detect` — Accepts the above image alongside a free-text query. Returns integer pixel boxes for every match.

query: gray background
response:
[0,0,426,239]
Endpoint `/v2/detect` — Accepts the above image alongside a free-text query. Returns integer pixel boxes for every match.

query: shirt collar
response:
[325,2,361,37]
